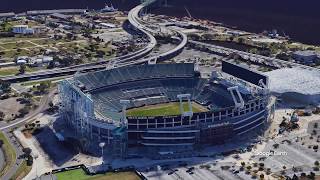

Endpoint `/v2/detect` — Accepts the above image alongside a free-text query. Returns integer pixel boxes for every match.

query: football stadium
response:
[59,62,273,158]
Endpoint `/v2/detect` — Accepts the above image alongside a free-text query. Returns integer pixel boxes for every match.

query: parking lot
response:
[142,163,248,180]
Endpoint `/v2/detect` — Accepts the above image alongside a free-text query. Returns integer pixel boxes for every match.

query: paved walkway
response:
[1,131,24,180]
[14,124,53,180]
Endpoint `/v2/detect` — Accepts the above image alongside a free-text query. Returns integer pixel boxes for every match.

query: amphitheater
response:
[59,63,272,158]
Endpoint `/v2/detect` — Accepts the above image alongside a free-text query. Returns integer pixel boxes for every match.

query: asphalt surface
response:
[0,148,4,173]
[0,89,56,180]
[0,89,56,131]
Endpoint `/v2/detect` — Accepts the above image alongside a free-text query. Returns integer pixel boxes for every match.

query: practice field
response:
[127,102,208,117]
[55,168,141,180]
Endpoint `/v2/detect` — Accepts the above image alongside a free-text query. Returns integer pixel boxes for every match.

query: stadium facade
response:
[59,63,273,158]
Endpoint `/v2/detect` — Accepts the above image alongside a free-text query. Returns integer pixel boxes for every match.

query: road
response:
[188,40,319,71]
[1,131,24,180]
[0,89,56,180]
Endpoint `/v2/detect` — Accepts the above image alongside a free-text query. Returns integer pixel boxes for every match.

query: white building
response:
[99,23,117,29]
[266,68,320,105]
[12,25,34,34]
[16,56,29,64]
[292,50,319,65]
[29,56,53,66]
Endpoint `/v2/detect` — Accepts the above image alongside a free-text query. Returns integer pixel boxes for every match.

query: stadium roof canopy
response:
[265,68,320,95]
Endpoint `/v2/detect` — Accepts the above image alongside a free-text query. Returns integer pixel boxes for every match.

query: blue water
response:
[1,0,320,45]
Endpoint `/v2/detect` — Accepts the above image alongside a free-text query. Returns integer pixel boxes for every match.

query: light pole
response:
[99,142,105,165]
[33,154,39,178]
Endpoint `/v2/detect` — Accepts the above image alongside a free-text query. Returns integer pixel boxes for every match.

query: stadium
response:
[58,62,272,158]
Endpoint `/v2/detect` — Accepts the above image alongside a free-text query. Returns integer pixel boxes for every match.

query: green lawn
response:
[0,67,19,76]
[21,77,66,87]
[55,169,141,180]
[0,132,17,177]
[0,49,32,59]
[0,66,37,77]
[127,102,208,117]
[0,41,35,50]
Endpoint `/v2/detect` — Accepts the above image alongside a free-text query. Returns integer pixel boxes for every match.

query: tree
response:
[0,80,11,92]
[22,92,33,99]
[266,168,271,175]
[19,64,26,74]
[23,147,32,156]
[292,174,299,180]
[0,139,3,147]
[273,143,279,149]
[308,172,315,179]
[37,82,51,93]
[259,173,264,180]
[315,161,320,166]
[247,166,252,171]
[201,33,216,41]
[241,162,246,167]
[0,111,5,120]
[237,37,245,44]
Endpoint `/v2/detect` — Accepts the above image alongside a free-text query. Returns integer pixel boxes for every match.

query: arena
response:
[58,63,272,158]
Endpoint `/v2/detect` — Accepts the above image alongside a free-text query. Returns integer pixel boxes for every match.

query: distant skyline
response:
[1,0,320,45]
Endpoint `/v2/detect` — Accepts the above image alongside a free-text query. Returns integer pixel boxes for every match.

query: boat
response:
[100,1,118,13]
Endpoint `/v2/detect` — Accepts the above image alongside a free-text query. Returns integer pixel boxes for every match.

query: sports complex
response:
[58,62,273,158]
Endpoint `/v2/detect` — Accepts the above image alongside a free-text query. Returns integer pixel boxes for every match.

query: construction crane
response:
[184,6,192,19]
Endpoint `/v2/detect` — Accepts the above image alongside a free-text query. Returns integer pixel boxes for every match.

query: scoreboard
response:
[222,60,269,87]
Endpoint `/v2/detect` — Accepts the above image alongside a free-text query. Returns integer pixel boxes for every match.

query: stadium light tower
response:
[177,94,193,117]
[227,86,245,109]
[99,142,105,164]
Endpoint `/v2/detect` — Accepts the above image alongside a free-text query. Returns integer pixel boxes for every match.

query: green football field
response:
[55,168,141,180]
[126,102,208,117]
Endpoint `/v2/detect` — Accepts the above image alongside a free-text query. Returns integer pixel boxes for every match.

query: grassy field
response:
[55,169,141,180]
[127,102,208,117]
[0,132,17,177]
[21,76,66,87]
[0,41,35,50]
[0,66,36,77]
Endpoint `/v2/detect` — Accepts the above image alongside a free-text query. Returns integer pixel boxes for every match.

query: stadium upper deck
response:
[71,63,252,121]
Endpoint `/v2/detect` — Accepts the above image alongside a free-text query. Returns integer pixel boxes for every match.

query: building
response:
[50,13,71,21]
[59,63,272,158]
[16,56,29,64]
[29,56,53,66]
[292,50,319,65]
[12,25,34,34]
[99,23,117,29]
[266,68,320,105]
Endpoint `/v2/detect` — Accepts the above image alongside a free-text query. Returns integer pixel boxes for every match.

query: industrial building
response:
[266,68,320,105]
[12,25,35,34]
[292,50,320,65]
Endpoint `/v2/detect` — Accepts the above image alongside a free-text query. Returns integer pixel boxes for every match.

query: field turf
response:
[55,168,141,180]
[126,102,208,117]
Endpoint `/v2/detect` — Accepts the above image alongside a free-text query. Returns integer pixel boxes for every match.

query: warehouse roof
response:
[265,68,320,95]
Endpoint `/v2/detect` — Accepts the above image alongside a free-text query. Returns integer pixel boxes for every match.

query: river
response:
[1,0,320,45]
